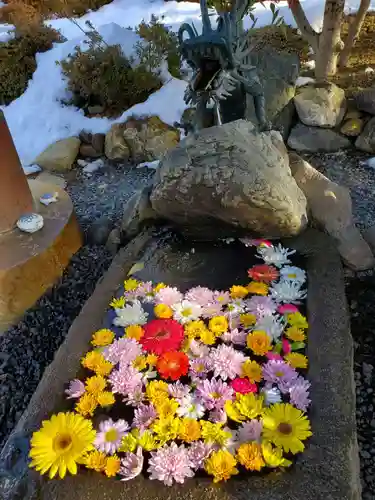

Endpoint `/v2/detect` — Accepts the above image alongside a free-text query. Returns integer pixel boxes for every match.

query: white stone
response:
[82,158,105,173]
[17,213,44,233]
[39,192,59,206]
[23,164,42,176]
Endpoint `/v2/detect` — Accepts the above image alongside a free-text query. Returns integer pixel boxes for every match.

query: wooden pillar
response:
[0,110,34,233]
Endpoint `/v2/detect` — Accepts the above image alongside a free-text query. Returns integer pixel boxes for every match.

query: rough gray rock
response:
[355,116,375,153]
[294,83,346,128]
[288,123,351,152]
[150,120,308,239]
[340,118,364,137]
[119,185,159,242]
[354,88,375,115]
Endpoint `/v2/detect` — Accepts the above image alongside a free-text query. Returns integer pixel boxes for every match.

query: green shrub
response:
[0,24,62,105]
[1,0,112,19]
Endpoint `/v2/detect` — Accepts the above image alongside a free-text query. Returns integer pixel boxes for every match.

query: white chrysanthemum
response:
[113,300,148,327]
[176,395,205,420]
[254,314,284,341]
[257,244,296,267]
[261,386,282,406]
[269,281,307,304]
[280,266,306,285]
[172,300,202,324]
[226,299,245,316]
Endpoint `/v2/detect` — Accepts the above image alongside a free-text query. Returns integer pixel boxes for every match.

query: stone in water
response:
[17,213,44,233]
[40,192,59,206]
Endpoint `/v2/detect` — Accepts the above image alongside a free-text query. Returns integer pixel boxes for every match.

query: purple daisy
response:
[236,420,263,444]
[132,403,157,430]
[262,360,299,394]
[289,376,311,411]
[213,290,231,306]
[94,418,129,454]
[65,379,85,399]
[221,328,248,345]
[208,408,227,424]
[168,381,191,400]
[245,296,278,319]
[196,378,234,410]
[188,358,210,383]
[148,443,194,486]
[185,286,214,307]
[188,441,213,470]
[208,344,246,380]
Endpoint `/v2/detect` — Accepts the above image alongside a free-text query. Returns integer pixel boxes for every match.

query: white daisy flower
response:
[269,281,307,304]
[261,386,282,406]
[113,300,148,327]
[172,300,202,324]
[176,394,205,420]
[280,266,306,285]
[254,314,284,341]
[226,299,245,316]
[257,244,296,267]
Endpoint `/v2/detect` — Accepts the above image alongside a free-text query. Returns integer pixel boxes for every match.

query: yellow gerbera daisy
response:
[241,359,263,383]
[230,285,248,299]
[124,278,138,291]
[261,442,292,468]
[109,296,126,309]
[235,393,264,419]
[247,330,272,356]
[29,412,96,479]
[204,450,238,483]
[184,320,207,339]
[262,403,312,454]
[81,351,113,376]
[287,312,308,329]
[240,313,257,328]
[224,400,246,423]
[247,282,269,296]
[105,455,121,477]
[209,316,228,335]
[125,324,144,341]
[154,303,173,319]
[85,375,107,396]
[285,352,308,369]
[91,329,115,347]
[96,391,115,407]
[236,443,265,471]
[285,326,306,342]
[75,393,98,417]
[178,418,201,442]
[84,450,107,472]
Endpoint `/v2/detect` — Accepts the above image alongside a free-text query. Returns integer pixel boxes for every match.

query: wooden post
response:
[0,110,34,233]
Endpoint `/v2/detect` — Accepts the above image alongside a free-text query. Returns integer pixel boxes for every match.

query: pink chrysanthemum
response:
[124,387,145,406]
[187,339,210,359]
[236,420,263,444]
[208,408,227,424]
[201,302,224,319]
[185,287,214,307]
[289,376,311,411]
[154,286,183,306]
[221,328,248,345]
[103,337,142,366]
[132,403,157,430]
[262,360,298,393]
[135,281,154,302]
[148,443,194,486]
[65,379,85,399]
[188,358,210,383]
[109,365,143,396]
[213,290,231,306]
[120,447,144,481]
[168,381,191,400]
[208,344,246,380]
[196,378,234,410]
[188,441,213,470]
[245,296,277,319]
[94,418,129,454]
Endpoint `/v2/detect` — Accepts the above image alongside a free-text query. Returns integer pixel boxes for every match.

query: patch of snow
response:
[365,67,374,74]
[296,76,315,87]
[82,158,105,173]
[0,25,14,43]
[23,164,42,176]
[137,159,160,170]
[303,60,315,70]
[77,159,88,167]
[361,158,375,169]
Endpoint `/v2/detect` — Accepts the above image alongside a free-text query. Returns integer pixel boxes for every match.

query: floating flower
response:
[91,329,115,347]
[226,299,245,316]
[138,431,160,451]
[240,238,272,248]
[285,325,306,342]
[209,316,229,335]
[119,433,137,453]
[208,344,246,380]
[188,441,213,469]
[84,450,107,472]
[113,300,148,327]
[154,286,183,306]
[29,412,96,479]
[266,351,283,361]
[213,291,231,305]
[157,351,189,381]
[262,360,298,392]
[105,455,121,477]
[261,442,292,468]
[200,328,216,345]
[247,282,269,296]
[277,303,299,315]
[246,331,272,356]
[221,328,248,345]
[173,300,202,324]
[255,314,284,341]
[145,380,169,405]
[119,447,144,481]
[184,320,207,339]
[280,266,306,285]
[81,351,113,376]
[140,319,184,355]
[201,421,233,447]
[110,296,126,309]
[108,366,143,397]
[65,379,85,399]
[245,296,277,318]
[124,278,139,291]
[236,420,263,444]
[247,264,279,283]
[287,311,309,329]
[148,443,194,485]
[269,281,307,304]
[282,338,292,354]
[125,324,144,341]
[235,393,264,419]
[224,400,245,423]
[104,337,142,366]
[204,449,238,483]
[285,352,308,369]
[153,282,167,293]
[239,313,257,328]
[133,355,148,371]
[176,394,205,419]
[201,302,224,318]
[196,378,234,411]
[236,442,265,471]
[152,416,180,443]
[188,358,210,382]
[75,393,98,417]
[262,403,312,454]
[85,375,107,396]
[241,360,263,383]
[256,244,295,267]
[154,303,173,319]
[97,391,116,408]
[187,339,210,358]
[178,418,201,442]
[289,377,311,411]
[154,398,179,419]
[261,386,282,406]
[135,281,154,302]
[230,285,249,299]
[209,408,228,425]
[230,378,257,395]
[185,286,214,307]
[133,403,157,430]
[94,419,129,455]
[168,381,190,400]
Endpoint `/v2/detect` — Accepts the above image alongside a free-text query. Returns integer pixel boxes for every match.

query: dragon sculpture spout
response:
[178,0,269,132]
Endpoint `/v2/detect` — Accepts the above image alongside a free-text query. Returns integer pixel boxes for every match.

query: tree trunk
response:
[338,0,370,67]
[288,0,319,53]
[314,0,345,80]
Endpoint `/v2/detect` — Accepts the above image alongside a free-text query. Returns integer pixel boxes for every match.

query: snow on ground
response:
[1,0,375,166]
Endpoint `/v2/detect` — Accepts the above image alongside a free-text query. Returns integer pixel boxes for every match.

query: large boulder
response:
[355,116,375,153]
[354,87,375,115]
[289,152,374,271]
[294,83,346,128]
[288,123,351,152]
[105,116,180,163]
[150,119,308,240]
[33,138,80,172]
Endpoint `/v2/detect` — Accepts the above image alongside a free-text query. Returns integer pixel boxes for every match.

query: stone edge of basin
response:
[0,228,360,500]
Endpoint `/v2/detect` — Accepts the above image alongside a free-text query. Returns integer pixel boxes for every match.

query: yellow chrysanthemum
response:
[155,398,179,419]
[75,393,98,417]
[204,450,238,483]
[262,403,312,454]
[96,391,115,407]
[224,400,246,423]
[145,354,158,367]
[81,351,113,377]
[240,313,257,328]
[209,316,228,335]
[133,355,148,371]
[200,328,216,345]
[247,330,272,356]
[230,285,248,299]
[178,418,201,442]
[104,455,121,477]
[152,417,180,444]
[84,450,107,472]
[153,282,167,293]
[154,303,173,319]
[110,296,126,309]
[287,312,308,330]
[235,393,264,419]
[125,324,144,341]
[247,282,269,296]
[261,442,292,468]
[241,359,263,383]
[201,421,232,447]
[119,433,137,453]
[236,443,265,471]
[138,431,160,451]
[29,412,96,479]
[285,326,306,342]
[124,278,138,291]
[85,375,107,396]
[91,329,115,347]
[184,320,207,339]
[146,380,169,405]
[285,352,308,369]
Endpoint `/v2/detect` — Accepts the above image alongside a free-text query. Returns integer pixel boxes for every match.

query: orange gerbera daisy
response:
[247,264,279,283]
[156,351,189,381]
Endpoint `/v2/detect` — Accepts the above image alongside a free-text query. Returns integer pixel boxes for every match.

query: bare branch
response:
[339,0,371,67]
[288,0,319,53]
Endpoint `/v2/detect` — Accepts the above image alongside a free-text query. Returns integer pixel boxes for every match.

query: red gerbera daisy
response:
[156,351,189,381]
[140,319,184,355]
[247,264,279,283]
